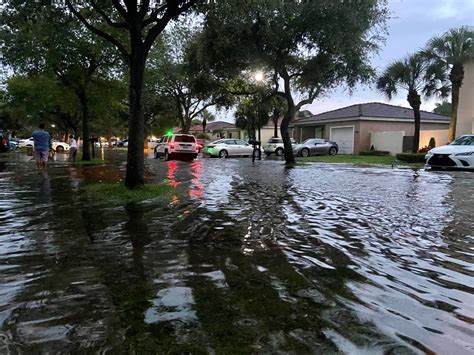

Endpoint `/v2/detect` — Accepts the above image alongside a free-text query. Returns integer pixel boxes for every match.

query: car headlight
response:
[455,152,474,156]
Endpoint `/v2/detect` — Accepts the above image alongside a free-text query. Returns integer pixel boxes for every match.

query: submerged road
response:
[0,151,473,353]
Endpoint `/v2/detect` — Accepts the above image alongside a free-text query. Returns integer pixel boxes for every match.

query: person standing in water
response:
[68,134,78,162]
[32,123,51,170]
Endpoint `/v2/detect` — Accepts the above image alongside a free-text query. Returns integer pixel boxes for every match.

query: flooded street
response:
[0,151,473,354]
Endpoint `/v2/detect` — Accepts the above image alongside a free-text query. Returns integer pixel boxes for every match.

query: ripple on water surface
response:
[0,156,473,353]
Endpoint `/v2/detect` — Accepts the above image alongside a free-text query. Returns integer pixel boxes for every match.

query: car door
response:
[311,139,327,155]
[222,140,237,156]
[156,136,167,155]
[235,139,252,155]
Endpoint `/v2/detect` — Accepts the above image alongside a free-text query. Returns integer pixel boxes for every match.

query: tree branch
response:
[142,4,168,28]
[111,0,129,19]
[90,1,128,28]
[143,0,198,53]
[66,0,130,62]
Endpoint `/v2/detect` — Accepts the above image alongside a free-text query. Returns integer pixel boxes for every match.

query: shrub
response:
[396,153,426,163]
[196,132,210,140]
[428,137,436,148]
[360,150,390,156]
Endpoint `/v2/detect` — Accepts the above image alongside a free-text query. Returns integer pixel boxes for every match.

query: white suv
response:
[263,137,297,156]
[154,134,198,161]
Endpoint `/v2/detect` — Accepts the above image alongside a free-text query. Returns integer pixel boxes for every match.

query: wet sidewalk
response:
[1,151,473,353]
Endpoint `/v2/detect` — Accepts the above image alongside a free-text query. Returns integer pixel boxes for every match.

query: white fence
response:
[370,131,405,155]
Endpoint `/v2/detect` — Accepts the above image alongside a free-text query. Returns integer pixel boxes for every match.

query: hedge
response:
[360,150,390,156]
[396,153,426,163]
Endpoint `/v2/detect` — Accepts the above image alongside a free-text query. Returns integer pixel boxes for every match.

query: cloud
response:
[429,0,474,20]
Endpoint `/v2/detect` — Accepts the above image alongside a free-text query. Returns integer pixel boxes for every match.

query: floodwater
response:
[0,150,473,354]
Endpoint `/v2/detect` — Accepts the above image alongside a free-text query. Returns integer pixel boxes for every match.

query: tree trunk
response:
[273,114,278,138]
[407,89,422,153]
[448,64,464,142]
[77,89,91,161]
[125,46,146,189]
[281,109,296,164]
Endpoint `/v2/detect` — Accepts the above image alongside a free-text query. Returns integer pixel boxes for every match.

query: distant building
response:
[290,102,449,154]
[185,121,243,141]
[457,59,474,135]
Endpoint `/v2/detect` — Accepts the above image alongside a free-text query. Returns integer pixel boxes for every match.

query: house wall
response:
[419,130,449,148]
[259,128,276,144]
[457,60,474,135]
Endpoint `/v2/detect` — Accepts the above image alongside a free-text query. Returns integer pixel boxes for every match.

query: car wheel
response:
[275,148,284,156]
[56,145,64,153]
[154,149,159,159]
[300,148,310,157]
[329,147,337,156]
[219,149,228,158]
[164,150,171,161]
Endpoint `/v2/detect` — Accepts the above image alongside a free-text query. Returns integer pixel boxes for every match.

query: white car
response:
[18,137,70,152]
[203,139,263,158]
[264,137,298,156]
[154,134,198,161]
[425,134,474,170]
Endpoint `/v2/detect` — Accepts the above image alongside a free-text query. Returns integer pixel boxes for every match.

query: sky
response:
[215,0,473,121]
[302,0,474,115]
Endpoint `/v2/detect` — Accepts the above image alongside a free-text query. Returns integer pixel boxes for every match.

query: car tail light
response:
[170,142,175,149]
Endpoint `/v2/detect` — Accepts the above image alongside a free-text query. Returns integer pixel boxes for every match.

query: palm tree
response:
[425,26,474,141]
[199,109,216,133]
[377,52,447,153]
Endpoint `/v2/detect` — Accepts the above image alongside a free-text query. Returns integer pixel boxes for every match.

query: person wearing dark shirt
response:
[32,123,51,170]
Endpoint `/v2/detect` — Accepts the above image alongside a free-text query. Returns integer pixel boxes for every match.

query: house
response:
[186,121,243,141]
[457,59,474,135]
[290,102,450,154]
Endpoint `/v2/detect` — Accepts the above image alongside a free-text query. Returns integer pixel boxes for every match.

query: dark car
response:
[0,132,10,153]
[294,138,338,157]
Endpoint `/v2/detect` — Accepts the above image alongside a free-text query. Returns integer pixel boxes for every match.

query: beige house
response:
[290,102,449,154]
[457,59,474,135]
[186,121,243,141]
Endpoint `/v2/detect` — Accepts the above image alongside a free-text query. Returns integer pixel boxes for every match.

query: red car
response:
[196,139,209,153]
[0,132,9,153]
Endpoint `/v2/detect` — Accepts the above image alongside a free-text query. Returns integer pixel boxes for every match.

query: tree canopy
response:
[199,0,389,163]
[425,26,474,140]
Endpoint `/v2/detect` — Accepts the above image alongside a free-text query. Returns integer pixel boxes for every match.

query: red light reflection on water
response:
[165,160,203,203]
[167,161,181,188]
[189,160,203,200]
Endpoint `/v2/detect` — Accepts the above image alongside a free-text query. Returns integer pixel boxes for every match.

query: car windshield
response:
[174,135,195,143]
[450,136,474,146]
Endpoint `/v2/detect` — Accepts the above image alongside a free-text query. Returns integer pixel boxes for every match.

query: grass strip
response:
[296,154,425,167]
[84,182,174,204]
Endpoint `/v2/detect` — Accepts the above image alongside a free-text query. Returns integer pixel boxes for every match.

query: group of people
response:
[32,123,78,170]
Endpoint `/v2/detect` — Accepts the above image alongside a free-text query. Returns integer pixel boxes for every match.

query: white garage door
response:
[330,126,354,154]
